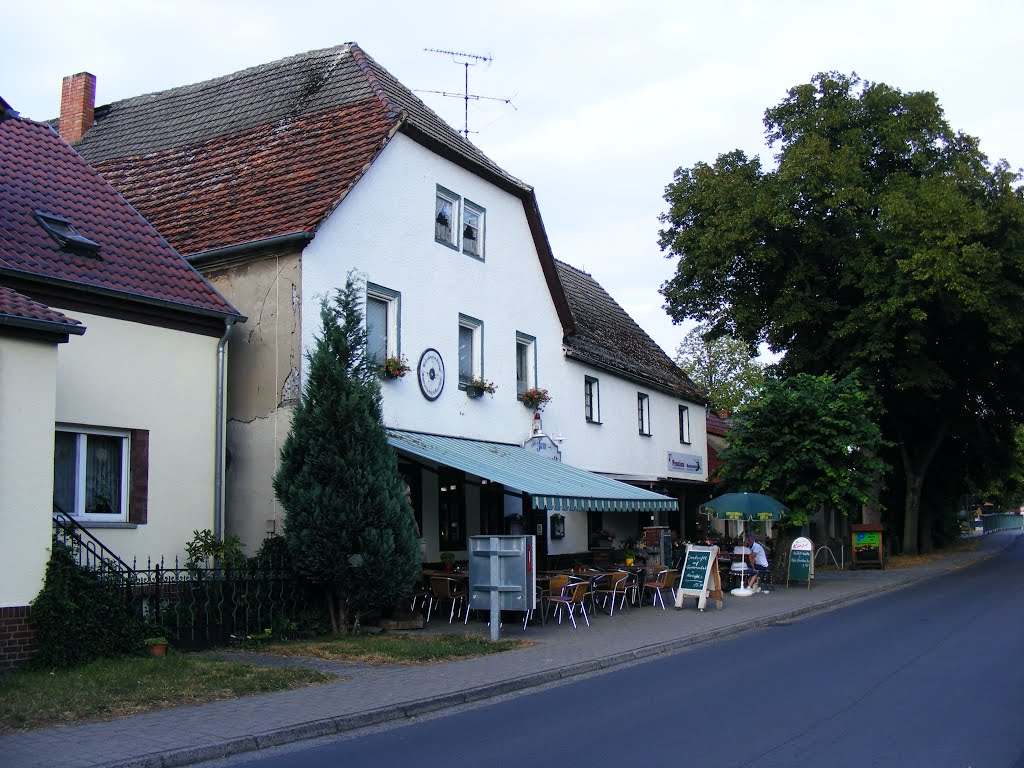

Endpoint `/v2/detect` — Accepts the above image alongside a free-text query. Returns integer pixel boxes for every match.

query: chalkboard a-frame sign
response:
[787,537,814,589]
[674,544,723,611]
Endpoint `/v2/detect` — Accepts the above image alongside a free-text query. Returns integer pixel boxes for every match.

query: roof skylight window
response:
[34,211,101,257]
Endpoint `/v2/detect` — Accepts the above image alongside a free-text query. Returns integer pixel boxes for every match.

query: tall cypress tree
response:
[273,276,420,633]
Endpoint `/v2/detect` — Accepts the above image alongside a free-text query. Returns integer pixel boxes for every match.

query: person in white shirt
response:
[745,534,769,592]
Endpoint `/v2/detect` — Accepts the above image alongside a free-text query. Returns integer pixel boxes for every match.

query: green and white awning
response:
[387,429,677,513]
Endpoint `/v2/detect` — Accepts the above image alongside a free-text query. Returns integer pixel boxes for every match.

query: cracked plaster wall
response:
[201,250,301,551]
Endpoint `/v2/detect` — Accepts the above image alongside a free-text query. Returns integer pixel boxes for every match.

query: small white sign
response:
[667,451,702,474]
[524,434,561,462]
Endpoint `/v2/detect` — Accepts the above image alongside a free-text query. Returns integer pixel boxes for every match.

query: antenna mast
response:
[421,48,512,139]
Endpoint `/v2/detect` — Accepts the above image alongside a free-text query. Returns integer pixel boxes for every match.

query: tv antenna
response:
[420,48,515,139]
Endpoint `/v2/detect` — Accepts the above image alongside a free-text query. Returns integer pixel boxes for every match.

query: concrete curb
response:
[100,543,1007,768]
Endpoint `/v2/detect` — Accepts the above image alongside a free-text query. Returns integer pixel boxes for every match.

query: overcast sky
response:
[4,0,1022,358]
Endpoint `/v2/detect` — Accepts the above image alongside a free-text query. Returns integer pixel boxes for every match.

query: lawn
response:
[0,632,528,733]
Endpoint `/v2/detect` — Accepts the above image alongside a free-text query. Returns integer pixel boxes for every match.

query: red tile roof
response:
[70,45,532,255]
[95,99,395,256]
[0,284,85,336]
[0,112,239,319]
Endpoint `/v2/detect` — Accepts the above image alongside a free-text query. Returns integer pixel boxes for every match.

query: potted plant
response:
[144,636,169,657]
[592,529,614,548]
[440,551,456,572]
[622,537,639,566]
[464,376,497,398]
[380,354,410,380]
[520,386,552,411]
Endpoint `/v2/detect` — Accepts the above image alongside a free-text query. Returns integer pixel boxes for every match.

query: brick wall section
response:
[59,72,96,143]
[0,606,38,670]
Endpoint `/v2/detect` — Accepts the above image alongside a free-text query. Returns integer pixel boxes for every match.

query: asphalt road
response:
[214,537,1024,768]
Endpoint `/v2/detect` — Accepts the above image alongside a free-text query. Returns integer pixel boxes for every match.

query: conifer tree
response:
[273,276,420,633]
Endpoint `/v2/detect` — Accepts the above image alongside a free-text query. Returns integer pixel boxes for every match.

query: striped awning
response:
[387,429,677,513]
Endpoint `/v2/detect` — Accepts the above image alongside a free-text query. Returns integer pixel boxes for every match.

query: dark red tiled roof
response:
[555,260,708,403]
[96,99,395,256]
[0,284,84,331]
[0,112,239,318]
[69,44,528,258]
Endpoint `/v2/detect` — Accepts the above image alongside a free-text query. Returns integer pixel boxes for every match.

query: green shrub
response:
[30,543,142,669]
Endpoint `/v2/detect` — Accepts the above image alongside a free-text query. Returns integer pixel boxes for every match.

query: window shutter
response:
[129,429,149,524]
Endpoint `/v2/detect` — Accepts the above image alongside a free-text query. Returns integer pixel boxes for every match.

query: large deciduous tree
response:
[273,277,420,633]
[659,72,1024,553]
[674,323,765,413]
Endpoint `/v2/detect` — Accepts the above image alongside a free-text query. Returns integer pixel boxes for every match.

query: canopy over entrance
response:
[387,429,677,513]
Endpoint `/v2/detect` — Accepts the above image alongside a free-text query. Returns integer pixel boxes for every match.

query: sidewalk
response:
[3,532,1016,768]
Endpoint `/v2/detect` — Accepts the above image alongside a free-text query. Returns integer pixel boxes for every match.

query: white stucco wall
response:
[52,311,220,566]
[552,359,708,484]
[0,336,60,607]
[302,133,566,447]
[298,132,707,558]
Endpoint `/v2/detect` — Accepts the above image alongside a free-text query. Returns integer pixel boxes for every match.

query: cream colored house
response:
[0,98,241,667]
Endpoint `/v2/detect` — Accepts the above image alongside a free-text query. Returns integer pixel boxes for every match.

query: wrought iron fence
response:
[51,516,325,650]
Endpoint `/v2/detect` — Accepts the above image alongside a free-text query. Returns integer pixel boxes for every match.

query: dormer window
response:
[34,211,101,257]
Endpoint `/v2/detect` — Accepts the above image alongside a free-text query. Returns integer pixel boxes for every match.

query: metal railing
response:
[52,510,136,586]
[50,516,323,649]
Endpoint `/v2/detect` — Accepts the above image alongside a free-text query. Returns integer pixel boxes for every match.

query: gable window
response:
[462,200,485,259]
[53,426,149,524]
[679,404,691,444]
[516,332,536,397]
[435,186,460,249]
[434,186,486,260]
[366,283,401,365]
[458,314,483,386]
[584,376,601,423]
[638,393,651,436]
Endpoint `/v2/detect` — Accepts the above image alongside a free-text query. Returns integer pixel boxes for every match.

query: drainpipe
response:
[215,317,235,539]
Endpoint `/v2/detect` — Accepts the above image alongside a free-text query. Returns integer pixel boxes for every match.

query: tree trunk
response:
[899,423,947,556]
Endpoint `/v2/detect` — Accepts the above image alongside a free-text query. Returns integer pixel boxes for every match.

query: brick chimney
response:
[59,72,96,143]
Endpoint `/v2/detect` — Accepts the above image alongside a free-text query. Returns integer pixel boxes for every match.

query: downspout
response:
[215,317,235,539]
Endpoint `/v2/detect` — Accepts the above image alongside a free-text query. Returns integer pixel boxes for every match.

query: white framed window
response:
[435,185,486,260]
[679,404,691,444]
[516,332,536,397]
[53,426,130,521]
[435,186,460,249]
[366,283,401,364]
[584,376,600,423]
[638,392,651,436]
[462,200,485,259]
[458,314,484,386]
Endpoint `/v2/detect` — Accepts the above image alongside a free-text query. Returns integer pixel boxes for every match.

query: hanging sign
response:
[674,544,723,611]
[788,537,814,588]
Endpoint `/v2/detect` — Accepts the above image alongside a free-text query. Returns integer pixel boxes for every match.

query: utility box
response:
[468,535,536,618]
[851,524,884,570]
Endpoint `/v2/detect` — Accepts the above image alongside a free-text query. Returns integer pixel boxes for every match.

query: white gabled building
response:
[64,44,708,568]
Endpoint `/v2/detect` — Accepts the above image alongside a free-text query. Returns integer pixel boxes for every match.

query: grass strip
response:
[246,632,530,664]
[0,653,335,734]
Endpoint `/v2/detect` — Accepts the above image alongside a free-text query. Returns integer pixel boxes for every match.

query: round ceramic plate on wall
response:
[417,348,445,401]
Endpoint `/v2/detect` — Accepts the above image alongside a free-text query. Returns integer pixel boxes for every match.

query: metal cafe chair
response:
[427,576,466,624]
[642,568,678,610]
[547,580,590,628]
[593,570,631,616]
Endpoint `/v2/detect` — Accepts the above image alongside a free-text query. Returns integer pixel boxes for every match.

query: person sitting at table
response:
[745,534,770,592]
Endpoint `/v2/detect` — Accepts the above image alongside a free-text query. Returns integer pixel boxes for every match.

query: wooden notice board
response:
[674,544,723,611]
[851,524,884,569]
[787,537,814,588]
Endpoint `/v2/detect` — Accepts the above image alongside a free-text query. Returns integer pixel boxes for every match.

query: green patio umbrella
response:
[699,492,789,522]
